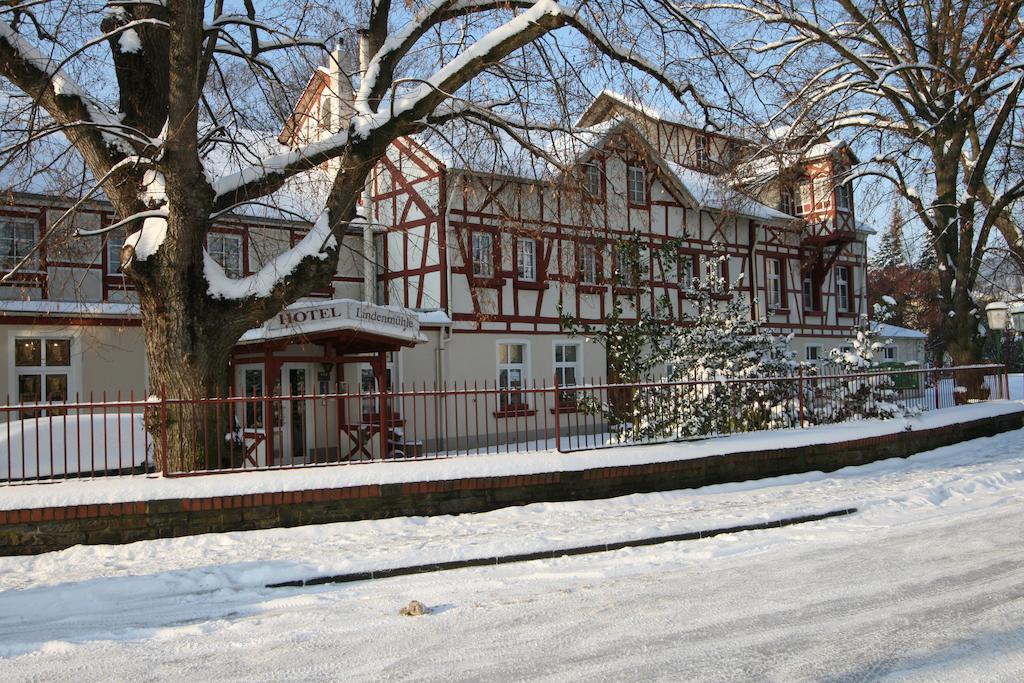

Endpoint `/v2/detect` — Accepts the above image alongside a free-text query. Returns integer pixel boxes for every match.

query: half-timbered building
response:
[0,55,872,461]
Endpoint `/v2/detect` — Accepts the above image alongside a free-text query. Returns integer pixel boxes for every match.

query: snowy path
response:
[1,427,1023,679]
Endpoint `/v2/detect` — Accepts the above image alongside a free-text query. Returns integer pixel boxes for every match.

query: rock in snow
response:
[399,600,429,616]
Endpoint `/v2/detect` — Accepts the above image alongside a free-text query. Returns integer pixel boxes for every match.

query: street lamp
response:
[1011,302,1024,331]
[986,301,1009,360]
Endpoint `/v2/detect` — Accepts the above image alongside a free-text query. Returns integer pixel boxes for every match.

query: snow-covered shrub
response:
[820,305,920,421]
[564,252,804,440]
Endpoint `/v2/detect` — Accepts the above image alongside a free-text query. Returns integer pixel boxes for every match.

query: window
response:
[813,176,831,210]
[360,356,395,417]
[679,254,696,291]
[836,266,851,312]
[706,256,728,293]
[802,276,819,311]
[835,182,852,212]
[627,165,646,204]
[695,135,709,170]
[106,237,123,275]
[780,188,797,216]
[578,243,598,285]
[554,342,580,406]
[1,219,38,272]
[516,238,537,281]
[883,346,897,361]
[209,233,243,278]
[767,258,783,309]
[13,337,72,419]
[583,163,602,198]
[614,244,636,287]
[373,233,386,304]
[805,346,821,362]
[471,232,494,278]
[242,368,264,429]
[795,182,809,216]
[497,342,528,411]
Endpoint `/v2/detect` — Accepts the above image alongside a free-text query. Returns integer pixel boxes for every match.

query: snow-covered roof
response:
[414,309,453,326]
[576,90,749,139]
[0,299,139,318]
[874,323,928,339]
[665,162,796,224]
[738,140,853,184]
[238,298,426,346]
[855,221,878,235]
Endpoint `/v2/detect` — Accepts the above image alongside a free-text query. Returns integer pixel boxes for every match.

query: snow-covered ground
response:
[1,423,1023,679]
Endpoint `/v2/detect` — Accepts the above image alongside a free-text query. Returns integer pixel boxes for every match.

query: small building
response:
[875,323,928,366]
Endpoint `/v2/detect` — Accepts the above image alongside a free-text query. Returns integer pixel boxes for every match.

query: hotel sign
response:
[267,300,420,340]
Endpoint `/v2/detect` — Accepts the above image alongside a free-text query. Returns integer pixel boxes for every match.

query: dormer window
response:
[626,165,645,205]
[583,162,602,198]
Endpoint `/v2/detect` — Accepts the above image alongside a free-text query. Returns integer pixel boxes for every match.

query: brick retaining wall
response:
[2,409,1022,556]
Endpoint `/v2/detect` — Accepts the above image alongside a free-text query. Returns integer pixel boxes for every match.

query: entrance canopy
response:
[238,298,426,353]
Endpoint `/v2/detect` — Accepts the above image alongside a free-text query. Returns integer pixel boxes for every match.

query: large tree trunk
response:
[138,263,240,473]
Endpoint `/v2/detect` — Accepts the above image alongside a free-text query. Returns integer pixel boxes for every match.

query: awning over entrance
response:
[238,298,426,352]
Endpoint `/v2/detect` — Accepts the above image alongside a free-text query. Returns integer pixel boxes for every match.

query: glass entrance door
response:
[287,367,307,463]
[278,365,310,464]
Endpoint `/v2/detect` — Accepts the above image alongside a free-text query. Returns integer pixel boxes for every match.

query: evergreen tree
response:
[916,242,939,271]
[823,303,920,420]
[874,205,908,270]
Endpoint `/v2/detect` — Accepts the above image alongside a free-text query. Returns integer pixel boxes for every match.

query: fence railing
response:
[0,364,1010,485]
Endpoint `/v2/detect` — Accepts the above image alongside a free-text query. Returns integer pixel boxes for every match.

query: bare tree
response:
[679,0,1024,366]
[0,1,717,470]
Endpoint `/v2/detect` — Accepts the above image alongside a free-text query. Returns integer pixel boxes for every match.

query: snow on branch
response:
[204,211,337,300]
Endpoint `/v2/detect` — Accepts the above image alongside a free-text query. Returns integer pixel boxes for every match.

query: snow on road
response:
[1,426,1023,680]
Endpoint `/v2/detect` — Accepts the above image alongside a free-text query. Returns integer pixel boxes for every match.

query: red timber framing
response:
[371,136,448,311]
[364,109,868,342]
[436,128,772,333]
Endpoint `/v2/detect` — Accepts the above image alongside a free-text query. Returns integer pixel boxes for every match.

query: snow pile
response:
[0,413,152,481]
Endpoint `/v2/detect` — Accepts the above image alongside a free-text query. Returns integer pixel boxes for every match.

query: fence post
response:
[934,368,940,409]
[553,373,562,453]
[797,365,805,427]
[159,384,169,476]
[1005,364,1011,400]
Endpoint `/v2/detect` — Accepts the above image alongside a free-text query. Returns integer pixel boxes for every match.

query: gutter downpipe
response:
[358,30,375,303]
